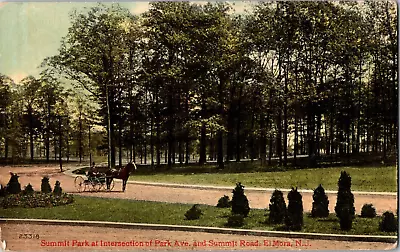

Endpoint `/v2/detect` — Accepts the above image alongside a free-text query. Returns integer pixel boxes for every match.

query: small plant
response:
[226,214,245,227]
[361,204,376,218]
[231,182,250,217]
[0,184,6,197]
[268,189,287,224]
[184,204,202,220]
[335,171,355,230]
[22,184,35,195]
[379,211,398,232]
[53,181,62,196]
[41,177,52,193]
[311,184,329,218]
[217,195,231,208]
[285,187,303,231]
[6,173,21,194]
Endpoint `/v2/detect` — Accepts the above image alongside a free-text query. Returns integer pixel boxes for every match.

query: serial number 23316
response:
[19,234,40,239]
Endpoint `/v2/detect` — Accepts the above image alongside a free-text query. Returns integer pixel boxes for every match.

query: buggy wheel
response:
[74,176,85,192]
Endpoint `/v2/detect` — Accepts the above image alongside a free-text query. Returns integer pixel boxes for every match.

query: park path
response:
[0,165,397,214]
[0,165,398,251]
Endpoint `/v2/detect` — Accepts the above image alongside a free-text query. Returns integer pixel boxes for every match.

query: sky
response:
[0,1,252,83]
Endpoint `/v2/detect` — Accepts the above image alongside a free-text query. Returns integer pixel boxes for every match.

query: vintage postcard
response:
[0,1,398,251]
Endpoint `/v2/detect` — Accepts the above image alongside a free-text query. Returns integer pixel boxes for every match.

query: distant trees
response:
[1,1,397,166]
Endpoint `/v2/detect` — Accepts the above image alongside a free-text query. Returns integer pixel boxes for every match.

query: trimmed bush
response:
[217,195,231,208]
[6,173,21,194]
[380,211,398,232]
[53,181,62,196]
[361,204,376,218]
[268,189,286,224]
[335,171,355,230]
[285,187,303,231]
[231,182,250,217]
[41,177,52,193]
[311,184,329,218]
[22,184,35,195]
[338,171,351,191]
[0,192,74,209]
[184,204,202,220]
[226,214,245,227]
[0,184,6,197]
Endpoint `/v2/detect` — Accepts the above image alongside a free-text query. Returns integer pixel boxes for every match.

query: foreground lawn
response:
[129,166,397,192]
[0,196,396,236]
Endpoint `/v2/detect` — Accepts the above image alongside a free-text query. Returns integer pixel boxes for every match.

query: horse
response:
[105,163,137,192]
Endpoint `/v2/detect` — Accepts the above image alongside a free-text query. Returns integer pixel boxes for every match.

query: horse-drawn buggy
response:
[74,163,136,192]
[74,173,114,192]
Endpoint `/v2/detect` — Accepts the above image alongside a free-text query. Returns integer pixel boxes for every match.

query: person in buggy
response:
[87,162,100,178]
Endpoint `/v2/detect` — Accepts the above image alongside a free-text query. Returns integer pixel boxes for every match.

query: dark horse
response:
[105,163,137,192]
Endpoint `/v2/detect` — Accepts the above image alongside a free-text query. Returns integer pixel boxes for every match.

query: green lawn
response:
[129,166,397,192]
[0,196,396,236]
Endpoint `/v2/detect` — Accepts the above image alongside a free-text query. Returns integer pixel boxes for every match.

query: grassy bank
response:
[128,166,397,192]
[0,196,396,236]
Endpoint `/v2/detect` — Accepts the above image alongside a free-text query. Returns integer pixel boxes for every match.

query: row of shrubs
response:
[0,173,74,208]
[185,171,398,233]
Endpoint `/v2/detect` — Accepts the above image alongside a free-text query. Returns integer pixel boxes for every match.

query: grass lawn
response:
[0,196,396,236]
[128,166,397,192]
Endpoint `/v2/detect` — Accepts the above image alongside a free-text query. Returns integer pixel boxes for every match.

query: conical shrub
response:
[6,173,21,194]
[41,177,52,193]
[335,171,355,230]
[231,182,250,217]
[311,184,329,218]
[268,189,286,224]
[285,187,303,231]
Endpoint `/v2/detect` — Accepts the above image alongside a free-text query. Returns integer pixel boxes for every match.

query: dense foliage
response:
[311,184,329,218]
[379,211,398,232]
[285,187,304,231]
[231,182,250,217]
[6,173,21,194]
[217,195,231,208]
[184,204,202,220]
[53,181,62,196]
[0,192,74,208]
[0,1,397,168]
[335,172,355,230]
[41,177,52,193]
[361,204,377,218]
[268,189,287,224]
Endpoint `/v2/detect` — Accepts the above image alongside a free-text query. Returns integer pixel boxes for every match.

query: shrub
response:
[217,195,231,208]
[41,177,52,193]
[268,190,286,224]
[311,184,329,218]
[335,171,355,230]
[184,204,202,220]
[361,204,376,218]
[53,181,62,196]
[22,184,35,195]
[0,192,74,209]
[335,190,355,230]
[338,171,351,191]
[380,211,398,232]
[226,214,245,227]
[285,187,303,231]
[231,182,250,217]
[0,184,6,197]
[6,173,21,194]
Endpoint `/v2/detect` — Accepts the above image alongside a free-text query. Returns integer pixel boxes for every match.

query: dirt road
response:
[0,224,396,251]
[0,165,398,251]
